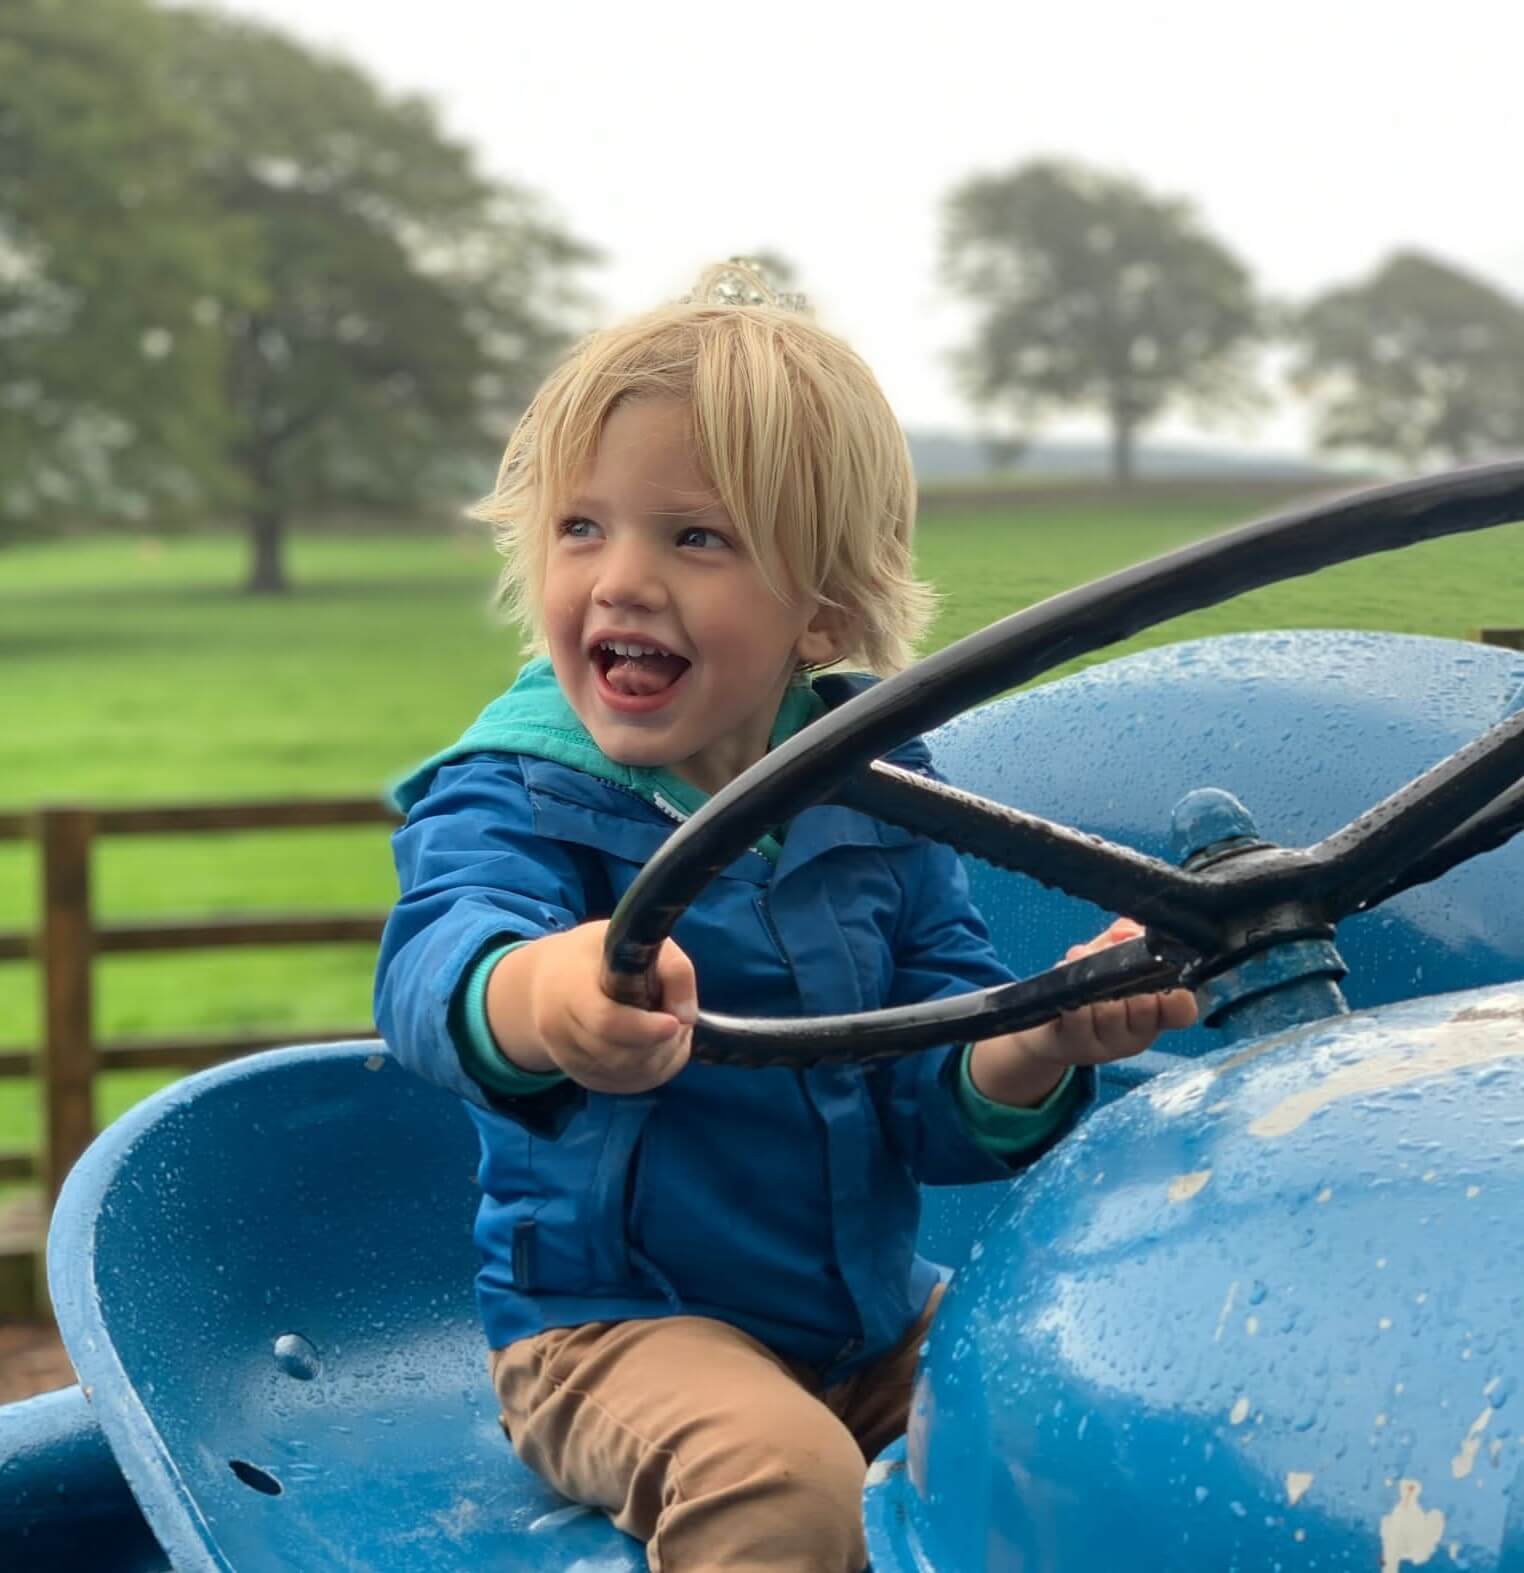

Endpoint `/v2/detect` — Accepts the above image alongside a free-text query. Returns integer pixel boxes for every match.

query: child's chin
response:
[590,727,676,769]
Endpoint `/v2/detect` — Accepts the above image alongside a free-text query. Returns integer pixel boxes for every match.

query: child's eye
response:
[676,525,731,550]
[557,517,601,540]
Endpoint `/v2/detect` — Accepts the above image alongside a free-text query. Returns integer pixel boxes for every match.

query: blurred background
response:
[3,0,1524,1381]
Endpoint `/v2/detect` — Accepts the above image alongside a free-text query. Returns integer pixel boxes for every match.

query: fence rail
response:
[0,796,399,1313]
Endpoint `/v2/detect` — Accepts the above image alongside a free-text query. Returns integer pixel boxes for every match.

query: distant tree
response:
[941,159,1263,484]
[165,10,597,591]
[0,0,249,537]
[1293,251,1524,468]
[981,432,1028,473]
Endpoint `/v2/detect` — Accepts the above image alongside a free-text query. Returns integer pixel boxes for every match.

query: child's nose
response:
[593,538,668,610]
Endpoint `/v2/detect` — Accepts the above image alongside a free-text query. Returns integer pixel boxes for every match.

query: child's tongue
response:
[604,652,687,696]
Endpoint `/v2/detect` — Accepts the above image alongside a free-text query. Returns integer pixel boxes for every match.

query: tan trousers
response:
[489,1287,941,1573]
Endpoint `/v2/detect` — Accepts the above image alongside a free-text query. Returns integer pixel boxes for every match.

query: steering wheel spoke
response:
[1354,775,1524,911]
[691,935,1193,1068]
[1309,705,1524,917]
[832,763,1224,950]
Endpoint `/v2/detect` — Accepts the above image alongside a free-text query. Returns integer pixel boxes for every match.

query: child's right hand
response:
[485,922,697,1094]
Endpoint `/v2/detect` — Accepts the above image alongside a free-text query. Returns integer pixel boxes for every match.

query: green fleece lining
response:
[391,657,825,865]
[955,1055,1078,1155]
[459,941,559,1095]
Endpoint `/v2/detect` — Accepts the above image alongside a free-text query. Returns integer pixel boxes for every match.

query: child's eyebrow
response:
[564,495,725,521]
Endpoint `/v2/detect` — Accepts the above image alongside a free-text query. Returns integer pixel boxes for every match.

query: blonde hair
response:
[471,261,933,674]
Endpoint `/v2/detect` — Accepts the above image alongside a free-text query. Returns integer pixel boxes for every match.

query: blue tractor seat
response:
[49,1042,646,1571]
[41,630,1524,1571]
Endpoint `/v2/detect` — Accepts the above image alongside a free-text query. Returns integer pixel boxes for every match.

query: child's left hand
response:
[966,917,1198,1108]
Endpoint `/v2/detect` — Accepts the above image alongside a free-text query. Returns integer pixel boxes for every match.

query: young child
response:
[374,261,1196,1572]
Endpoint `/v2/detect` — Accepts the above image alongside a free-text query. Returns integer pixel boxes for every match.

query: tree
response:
[941,159,1263,484]
[1293,251,1524,468]
[981,432,1028,473]
[164,10,596,591]
[0,0,250,536]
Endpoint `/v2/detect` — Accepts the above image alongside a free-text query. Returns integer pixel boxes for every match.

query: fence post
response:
[41,807,97,1203]
[1477,628,1524,652]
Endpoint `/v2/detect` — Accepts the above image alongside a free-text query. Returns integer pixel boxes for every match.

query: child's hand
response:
[486,922,697,1094]
[967,917,1198,1108]
[1028,916,1199,1068]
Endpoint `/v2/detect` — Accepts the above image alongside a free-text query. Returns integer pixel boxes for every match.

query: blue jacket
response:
[374,660,1092,1376]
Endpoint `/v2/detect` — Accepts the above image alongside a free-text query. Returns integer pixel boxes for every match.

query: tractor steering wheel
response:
[601,463,1524,1068]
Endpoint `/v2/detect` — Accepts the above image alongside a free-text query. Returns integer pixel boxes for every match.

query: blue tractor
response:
[2,464,1522,1570]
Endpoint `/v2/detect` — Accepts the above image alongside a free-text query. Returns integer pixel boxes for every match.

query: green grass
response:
[913,497,1523,654]
[2,496,1521,1170]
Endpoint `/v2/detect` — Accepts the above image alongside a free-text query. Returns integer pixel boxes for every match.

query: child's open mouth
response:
[591,639,691,707]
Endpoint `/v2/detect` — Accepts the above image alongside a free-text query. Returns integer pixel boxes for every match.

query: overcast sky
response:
[211,0,1524,453]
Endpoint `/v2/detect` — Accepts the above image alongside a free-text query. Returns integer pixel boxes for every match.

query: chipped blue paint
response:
[867,982,1524,1572]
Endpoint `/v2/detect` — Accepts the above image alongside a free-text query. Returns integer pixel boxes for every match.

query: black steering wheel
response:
[601,463,1524,1068]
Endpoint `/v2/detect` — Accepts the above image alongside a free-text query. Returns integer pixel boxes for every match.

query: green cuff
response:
[956,1050,1078,1157]
[457,941,569,1097]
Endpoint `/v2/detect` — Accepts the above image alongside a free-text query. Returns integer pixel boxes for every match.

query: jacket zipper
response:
[651,791,688,825]
[757,889,865,1365]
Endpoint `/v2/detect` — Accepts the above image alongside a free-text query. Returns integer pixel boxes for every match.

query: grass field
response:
[3,490,1521,1166]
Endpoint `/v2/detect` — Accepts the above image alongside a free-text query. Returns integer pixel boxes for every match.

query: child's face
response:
[542,397,844,794]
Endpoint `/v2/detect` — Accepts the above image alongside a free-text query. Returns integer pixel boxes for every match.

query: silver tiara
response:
[682,260,810,313]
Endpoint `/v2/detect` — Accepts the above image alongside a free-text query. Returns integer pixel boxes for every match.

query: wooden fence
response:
[0,797,399,1312]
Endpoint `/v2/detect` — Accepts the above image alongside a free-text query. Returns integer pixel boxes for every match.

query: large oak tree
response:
[0,0,247,537]
[1294,251,1524,468]
[942,160,1263,484]
[164,10,596,591]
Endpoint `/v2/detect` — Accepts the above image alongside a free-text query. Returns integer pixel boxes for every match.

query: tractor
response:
[2,463,1521,1571]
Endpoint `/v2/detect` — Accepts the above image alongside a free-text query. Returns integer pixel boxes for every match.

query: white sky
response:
[212,0,1524,453]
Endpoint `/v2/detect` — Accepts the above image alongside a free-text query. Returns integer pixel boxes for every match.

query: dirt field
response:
[0,1320,73,1404]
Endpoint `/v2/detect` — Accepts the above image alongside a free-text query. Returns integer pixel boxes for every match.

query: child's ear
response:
[795,602,857,669]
